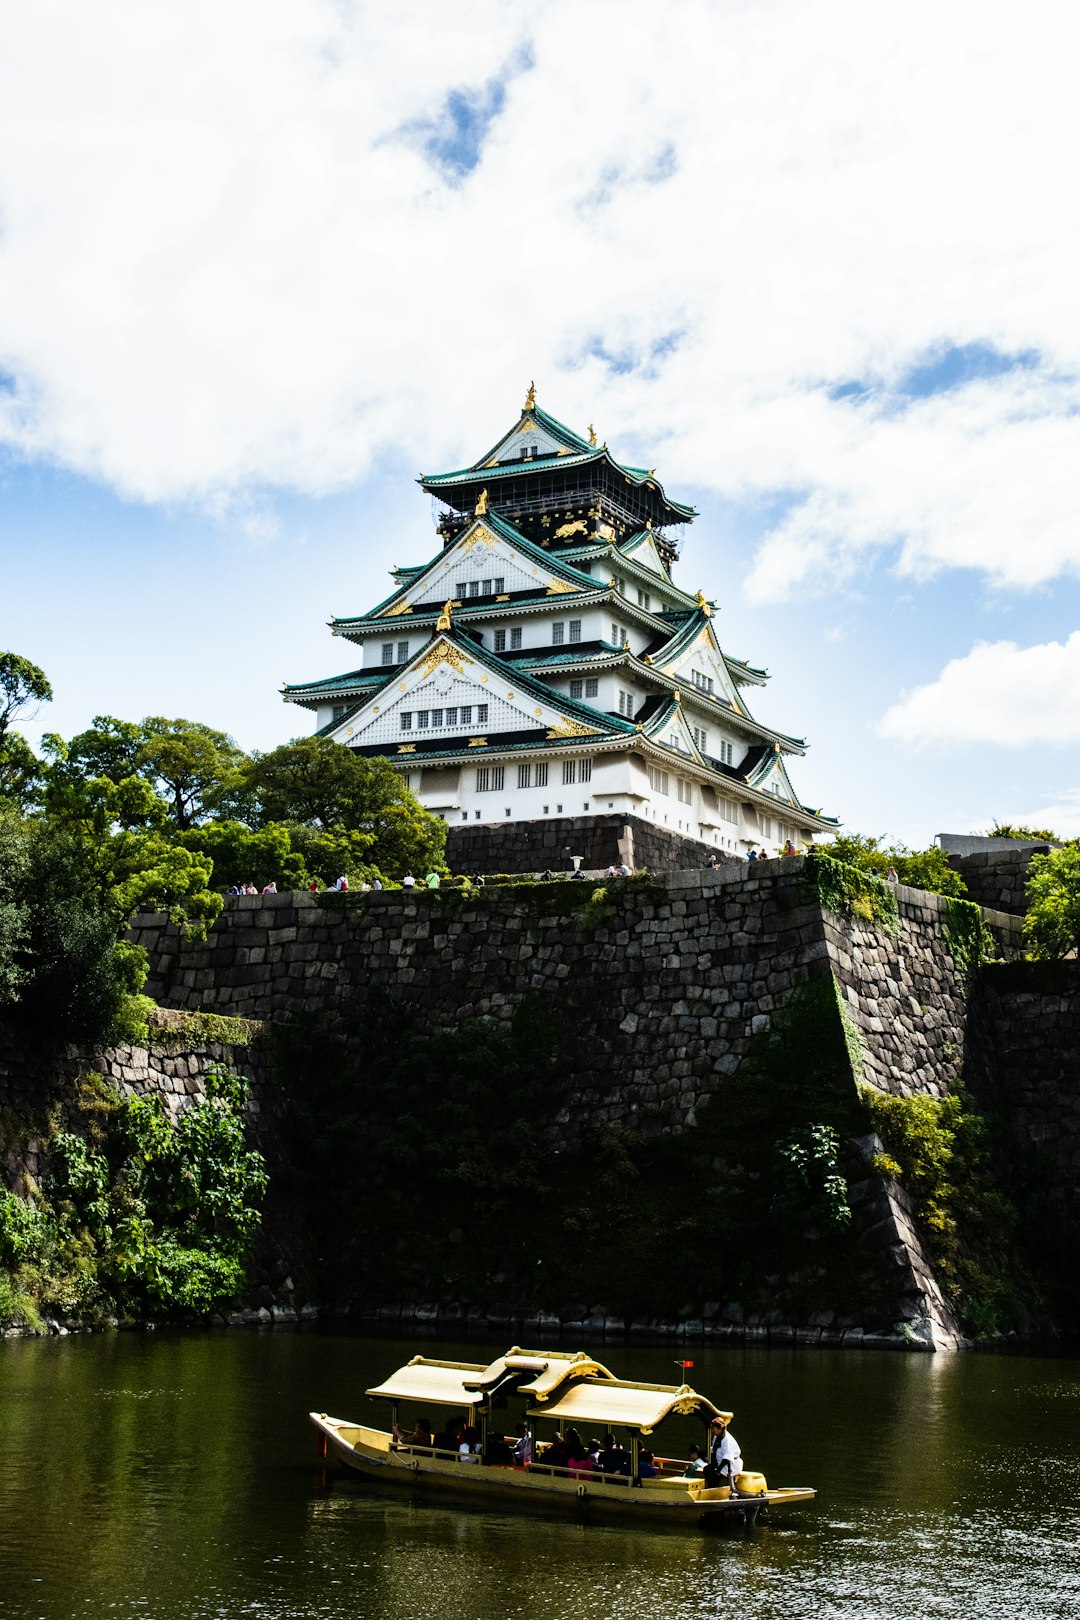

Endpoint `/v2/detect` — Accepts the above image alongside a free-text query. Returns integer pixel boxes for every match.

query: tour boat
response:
[309,1346,815,1527]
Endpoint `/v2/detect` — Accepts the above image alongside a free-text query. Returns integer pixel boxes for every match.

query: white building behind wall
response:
[284,391,837,855]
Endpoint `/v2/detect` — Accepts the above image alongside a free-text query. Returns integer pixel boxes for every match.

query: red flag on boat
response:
[676,1359,695,1369]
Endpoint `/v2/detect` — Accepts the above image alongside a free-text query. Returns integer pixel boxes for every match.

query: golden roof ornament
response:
[587,423,597,446]
[523,381,536,411]
[475,487,489,516]
[694,589,713,618]
[436,599,454,632]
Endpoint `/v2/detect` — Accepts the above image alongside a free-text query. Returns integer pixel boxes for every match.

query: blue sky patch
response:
[829,342,1041,408]
[410,45,533,181]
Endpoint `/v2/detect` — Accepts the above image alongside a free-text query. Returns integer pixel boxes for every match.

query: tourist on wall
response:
[402,872,416,888]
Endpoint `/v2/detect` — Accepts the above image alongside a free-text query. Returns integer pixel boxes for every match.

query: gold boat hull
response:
[310,1413,815,1527]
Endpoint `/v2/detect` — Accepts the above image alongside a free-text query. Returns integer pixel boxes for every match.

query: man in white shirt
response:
[708,1415,743,1487]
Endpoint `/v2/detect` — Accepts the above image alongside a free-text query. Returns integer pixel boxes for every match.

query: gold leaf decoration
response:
[468,736,487,747]
[554,519,586,539]
[546,578,578,595]
[397,743,415,754]
[383,598,413,617]
[546,719,600,739]
[415,641,472,679]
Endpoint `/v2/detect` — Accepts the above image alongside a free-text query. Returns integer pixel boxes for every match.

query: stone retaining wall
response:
[949,846,1047,916]
[968,961,1080,1213]
[444,810,729,876]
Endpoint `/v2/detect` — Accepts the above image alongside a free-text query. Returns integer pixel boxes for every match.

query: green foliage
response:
[942,897,994,978]
[0,651,52,746]
[1024,844,1080,960]
[0,1068,267,1326]
[801,851,900,933]
[824,833,968,898]
[176,819,309,893]
[245,738,447,880]
[772,1124,851,1228]
[147,1010,262,1049]
[988,821,1058,842]
[858,1083,1033,1335]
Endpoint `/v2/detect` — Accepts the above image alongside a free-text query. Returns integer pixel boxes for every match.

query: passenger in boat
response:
[599,1433,631,1475]
[392,1415,434,1448]
[458,1425,482,1463]
[434,1417,465,1454]
[683,1444,707,1477]
[512,1422,532,1465]
[485,1431,514,1466]
[637,1447,657,1480]
[542,1431,570,1469]
[706,1416,743,1487]
[566,1429,593,1473]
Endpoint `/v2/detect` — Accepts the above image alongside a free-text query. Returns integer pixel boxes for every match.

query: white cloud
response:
[1,0,1080,602]
[879,631,1080,746]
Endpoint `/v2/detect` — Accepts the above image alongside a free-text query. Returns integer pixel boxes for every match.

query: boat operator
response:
[707,1416,743,1487]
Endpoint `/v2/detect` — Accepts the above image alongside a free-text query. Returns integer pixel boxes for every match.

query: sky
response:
[2,0,1079,845]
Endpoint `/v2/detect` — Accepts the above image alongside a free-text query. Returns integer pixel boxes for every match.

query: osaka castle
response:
[283,388,836,856]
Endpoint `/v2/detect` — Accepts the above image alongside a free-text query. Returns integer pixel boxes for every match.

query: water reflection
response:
[1,1331,1078,1619]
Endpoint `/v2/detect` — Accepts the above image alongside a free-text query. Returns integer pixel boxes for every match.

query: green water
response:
[1,1330,1078,1619]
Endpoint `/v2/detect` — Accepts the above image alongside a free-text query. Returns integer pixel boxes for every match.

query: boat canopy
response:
[526,1377,733,1436]
[365,1348,617,1410]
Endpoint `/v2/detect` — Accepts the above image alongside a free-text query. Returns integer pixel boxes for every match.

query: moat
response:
[2,1329,1078,1619]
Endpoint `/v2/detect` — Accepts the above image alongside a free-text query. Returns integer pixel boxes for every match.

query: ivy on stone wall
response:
[0,1068,266,1328]
[799,852,900,935]
[942,898,994,980]
[858,1083,1035,1336]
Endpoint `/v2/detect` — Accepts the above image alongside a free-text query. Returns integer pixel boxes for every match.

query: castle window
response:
[494,577,504,594]
[401,712,413,732]
[494,630,506,651]
[468,581,480,597]
[718,740,734,765]
[332,704,346,721]
[536,762,548,787]
[416,710,430,729]
[580,759,592,782]
[482,579,492,595]
[460,705,472,725]
[693,670,714,694]
[518,764,532,788]
[677,778,692,804]
[562,760,576,785]
[431,708,443,727]
[510,627,522,649]
[617,689,635,717]
[611,622,620,645]
[397,641,409,663]
[693,726,708,751]
[648,765,669,795]
[570,679,583,699]
[636,588,651,610]
[456,580,467,596]
[381,643,395,666]
[477,704,489,723]
[445,707,457,725]
[569,620,582,643]
[552,623,565,645]
[585,677,599,697]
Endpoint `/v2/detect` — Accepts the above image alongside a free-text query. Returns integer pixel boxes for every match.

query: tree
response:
[246,737,447,879]
[0,809,29,1004]
[0,730,48,812]
[245,736,366,830]
[825,832,967,898]
[988,821,1059,843]
[0,651,52,746]
[136,717,249,829]
[176,820,309,893]
[1024,845,1080,960]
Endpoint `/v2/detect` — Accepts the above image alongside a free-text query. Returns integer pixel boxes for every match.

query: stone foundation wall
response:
[444,811,730,876]
[967,961,1080,1213]
[949,847,1047,916]
[132,861,1023,1139]
[0,1015,272,1198]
